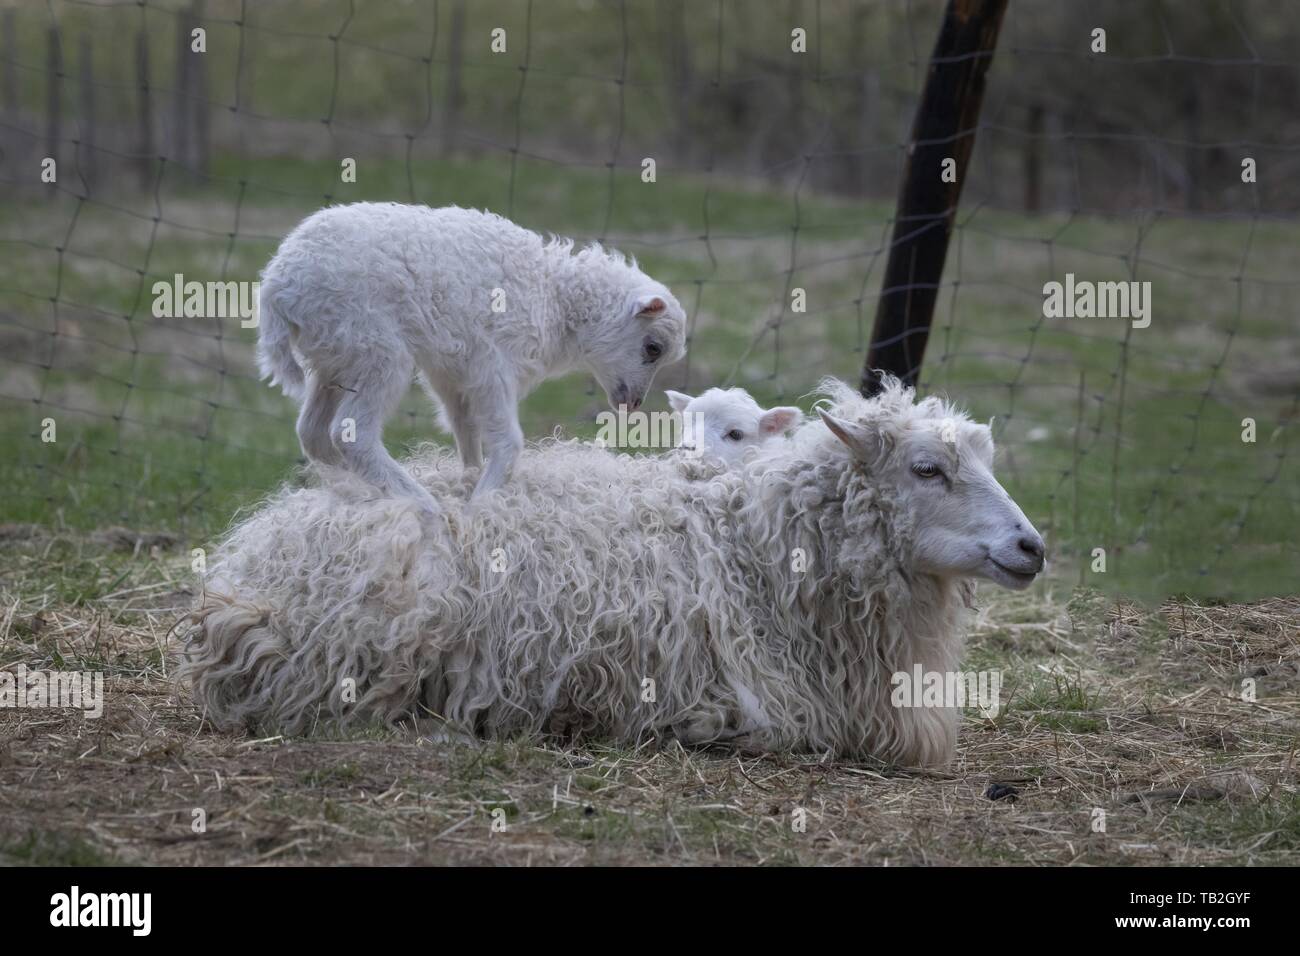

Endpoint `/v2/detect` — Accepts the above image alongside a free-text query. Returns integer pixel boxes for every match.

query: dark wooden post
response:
[860,0,1007,396]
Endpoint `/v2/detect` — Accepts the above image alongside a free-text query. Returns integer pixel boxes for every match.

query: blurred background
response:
[1,0,1297,599]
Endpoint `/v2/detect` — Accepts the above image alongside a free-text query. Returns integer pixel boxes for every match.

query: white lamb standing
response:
[182,376,1047,767]
[256,202,688,505]
[665,387,802,466]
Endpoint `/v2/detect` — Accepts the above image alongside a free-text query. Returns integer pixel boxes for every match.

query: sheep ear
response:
[818,409,878,461]
[633,294,667,318]
[759,406,802,436]
[665,390,693,414]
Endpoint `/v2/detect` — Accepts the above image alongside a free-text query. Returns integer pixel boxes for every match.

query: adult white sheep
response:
[181,377,1044,766]
[257,202,687,505]
[665,387,802,466]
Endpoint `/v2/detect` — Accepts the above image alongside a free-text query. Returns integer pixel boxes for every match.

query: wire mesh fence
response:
[1,0,1297,600]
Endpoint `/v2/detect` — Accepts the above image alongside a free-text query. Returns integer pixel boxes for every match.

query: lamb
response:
[256,202,688,505]
[180,376,1045,767]
[665,387,802,466]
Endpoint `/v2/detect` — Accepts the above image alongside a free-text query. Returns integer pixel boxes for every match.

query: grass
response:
[3,829,126,867]
[1,530,1297,866]
[2,152,1298,599]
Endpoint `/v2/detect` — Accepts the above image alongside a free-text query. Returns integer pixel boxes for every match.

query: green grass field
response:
[2,152,1296,599]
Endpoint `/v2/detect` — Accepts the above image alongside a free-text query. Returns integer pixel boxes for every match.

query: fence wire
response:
[1,0,1296,600]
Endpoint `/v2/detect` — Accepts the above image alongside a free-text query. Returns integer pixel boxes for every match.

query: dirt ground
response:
[1,528,1297,866]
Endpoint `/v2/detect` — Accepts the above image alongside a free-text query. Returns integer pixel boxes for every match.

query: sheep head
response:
[666,387,802,466]
[815,378,1045,591]
[566,256,687,413]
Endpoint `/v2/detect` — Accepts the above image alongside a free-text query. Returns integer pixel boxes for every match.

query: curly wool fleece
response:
[181,380,976,766]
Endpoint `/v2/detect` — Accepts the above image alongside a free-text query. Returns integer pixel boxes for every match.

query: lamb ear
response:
[664,390,693,414]
[759,406,802,436]
[633,294,667,318]
[818,409,878,461]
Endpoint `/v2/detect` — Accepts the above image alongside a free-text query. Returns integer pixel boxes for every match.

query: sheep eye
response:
[643,340,663,363]
[725,429,744,441]
[912,462,942,479]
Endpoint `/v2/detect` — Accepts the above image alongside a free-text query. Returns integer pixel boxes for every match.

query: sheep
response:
[664,387,802,466]
[256,202,688,506]
[180,376,1045,767]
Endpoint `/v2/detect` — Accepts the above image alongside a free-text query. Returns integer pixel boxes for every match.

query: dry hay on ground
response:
[0,536,1296,865]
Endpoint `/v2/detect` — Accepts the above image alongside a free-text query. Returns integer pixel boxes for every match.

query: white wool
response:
[664,387,802,467]
[180,378,1043,767]
[256,202,688,503]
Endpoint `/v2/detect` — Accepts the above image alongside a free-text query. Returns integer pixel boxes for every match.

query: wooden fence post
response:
[860,0,1007,396]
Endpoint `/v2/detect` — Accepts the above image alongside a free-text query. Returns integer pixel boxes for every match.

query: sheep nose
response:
[1018,534,1045,562]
